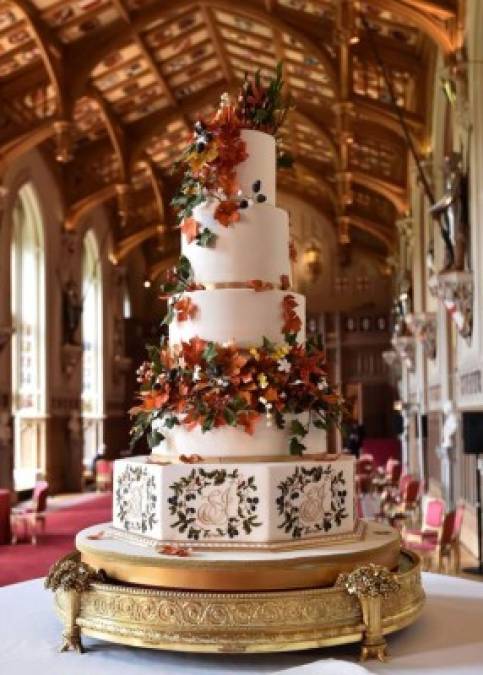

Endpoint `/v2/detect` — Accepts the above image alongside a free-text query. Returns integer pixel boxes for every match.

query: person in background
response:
[347,422,365,458]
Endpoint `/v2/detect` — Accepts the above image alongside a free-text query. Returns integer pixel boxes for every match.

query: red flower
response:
[174,297,197,322]
[282,294,302,335]
[214,199,240,227]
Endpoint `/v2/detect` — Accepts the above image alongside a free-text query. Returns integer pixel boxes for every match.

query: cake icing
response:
[118,73,355,550]
[169,289,306,347]
[184,200,290,286]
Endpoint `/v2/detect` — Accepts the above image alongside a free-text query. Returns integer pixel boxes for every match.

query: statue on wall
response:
[429,152,468,273]
[62,278,83,345]
[441,400,458,450]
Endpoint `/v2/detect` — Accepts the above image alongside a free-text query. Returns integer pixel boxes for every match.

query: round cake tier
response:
[77,520,402,590]
[237,129,276,204]
[169,289,306,346]
[185,201,290,286]
[152,413,326,458]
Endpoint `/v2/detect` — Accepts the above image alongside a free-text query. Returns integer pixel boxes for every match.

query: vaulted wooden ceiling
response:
[0,0,463,279]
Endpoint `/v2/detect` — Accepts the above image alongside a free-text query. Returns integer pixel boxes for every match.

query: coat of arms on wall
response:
[276,465,348,538]
[168,468,261,541]
[115,465,158,533]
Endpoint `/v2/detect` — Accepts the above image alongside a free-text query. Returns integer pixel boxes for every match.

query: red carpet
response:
[0,493,111,586]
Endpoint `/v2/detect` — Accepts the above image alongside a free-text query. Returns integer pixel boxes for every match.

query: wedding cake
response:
[113,70,357,549]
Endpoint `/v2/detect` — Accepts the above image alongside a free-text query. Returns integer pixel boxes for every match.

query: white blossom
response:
[277,358,291,373]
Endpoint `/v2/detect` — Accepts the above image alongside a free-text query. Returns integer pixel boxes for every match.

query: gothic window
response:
[81,229,104,467]
[10,183,46,489]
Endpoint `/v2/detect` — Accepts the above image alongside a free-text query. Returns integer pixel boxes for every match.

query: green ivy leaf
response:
[224,408,237,426]
[202,415,215,432]
[161,304,175,326]
[147,429,165,448]
[290,419,308,437]
[262,336,275,352]
[202,342,218,362]
[196,228,217,247]
[289,436,306,455]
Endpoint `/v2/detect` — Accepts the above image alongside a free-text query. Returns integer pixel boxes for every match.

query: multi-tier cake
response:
[113,73,357,550]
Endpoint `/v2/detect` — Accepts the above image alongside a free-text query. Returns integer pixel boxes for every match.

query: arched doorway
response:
[10,183,46,490]
[81,229,104,469]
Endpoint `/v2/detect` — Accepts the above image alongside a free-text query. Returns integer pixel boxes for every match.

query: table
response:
[1,572,482,675]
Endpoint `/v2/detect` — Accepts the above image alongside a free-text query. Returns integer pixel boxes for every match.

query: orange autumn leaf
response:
[214,199,240,226]
[156,544,192,557]
[248,279,274,292]
[174,297,198,322]
[264,387,279,402]
[238,410,260,435]
[179,454,203,463]
[282,294,302,335]
[180,216,199,244]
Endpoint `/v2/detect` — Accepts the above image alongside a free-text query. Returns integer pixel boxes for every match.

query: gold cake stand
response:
[46,523,425,662]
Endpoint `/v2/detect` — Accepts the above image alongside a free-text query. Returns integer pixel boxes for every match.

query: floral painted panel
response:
[115,465,158,533]
[168,468,261,541]
[276,465,348,538]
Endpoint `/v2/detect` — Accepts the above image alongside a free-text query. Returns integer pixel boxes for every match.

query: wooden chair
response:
[380,473,414,516]
[403,496,445,545]
[11,481,49,545]
[372,458,401,494]
[96,459,114,492]
[406,504,465,573]
[386,478,422,528]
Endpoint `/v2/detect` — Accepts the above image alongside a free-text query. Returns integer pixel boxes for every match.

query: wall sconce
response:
[303,242,322,280]
[143,277,152,289]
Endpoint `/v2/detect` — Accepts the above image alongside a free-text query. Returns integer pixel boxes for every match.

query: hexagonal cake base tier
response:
[112,454,356,550]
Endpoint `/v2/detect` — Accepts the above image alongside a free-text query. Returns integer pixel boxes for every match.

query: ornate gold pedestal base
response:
[48,549,424,661]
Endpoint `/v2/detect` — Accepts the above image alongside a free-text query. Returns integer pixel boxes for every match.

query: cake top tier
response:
[170,67,292,246]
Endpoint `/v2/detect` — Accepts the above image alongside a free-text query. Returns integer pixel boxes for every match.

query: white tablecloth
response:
[0,572,482,675]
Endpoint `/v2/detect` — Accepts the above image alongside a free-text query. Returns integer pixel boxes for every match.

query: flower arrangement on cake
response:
[130,332,343,455]
[130,65,346,457]
[171,62,292,249]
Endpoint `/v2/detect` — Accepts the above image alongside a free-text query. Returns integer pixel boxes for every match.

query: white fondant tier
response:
[237,130,276,204]
[112,455,355,547]
[153,414,326,458]
[169,289,306,346]
[185,200,290,286]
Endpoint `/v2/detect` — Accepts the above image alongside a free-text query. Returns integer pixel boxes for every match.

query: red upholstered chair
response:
[11,481,49,544]
[0,489,11,544]
[406,505,465,573]
[96,459,114,492]
[404,496,445,545]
